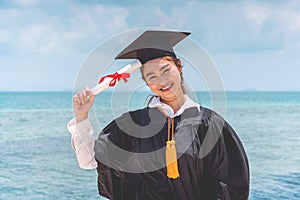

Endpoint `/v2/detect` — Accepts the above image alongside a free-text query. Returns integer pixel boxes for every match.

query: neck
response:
[161,93,186,114]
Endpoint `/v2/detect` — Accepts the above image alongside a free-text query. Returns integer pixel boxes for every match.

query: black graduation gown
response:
[94,106,249,200]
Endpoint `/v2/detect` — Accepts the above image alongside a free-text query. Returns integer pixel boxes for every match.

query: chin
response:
[160,93,178,101]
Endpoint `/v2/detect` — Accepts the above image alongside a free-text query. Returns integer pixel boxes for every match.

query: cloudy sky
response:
[0,0,299,91]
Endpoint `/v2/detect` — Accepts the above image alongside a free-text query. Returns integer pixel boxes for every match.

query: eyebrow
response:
[160,64,169,71]
[145,64,169,78]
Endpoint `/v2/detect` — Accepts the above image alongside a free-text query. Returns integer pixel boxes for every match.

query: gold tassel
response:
[166,117,180,179]
[166,140,180,179]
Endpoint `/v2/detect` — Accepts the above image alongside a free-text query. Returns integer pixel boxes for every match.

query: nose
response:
[157,75,168,85]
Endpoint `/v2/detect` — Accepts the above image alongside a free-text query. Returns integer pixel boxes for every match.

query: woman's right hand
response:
[72,87,95,123]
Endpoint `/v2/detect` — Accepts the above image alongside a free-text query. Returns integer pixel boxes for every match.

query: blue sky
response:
[0,0,300,91]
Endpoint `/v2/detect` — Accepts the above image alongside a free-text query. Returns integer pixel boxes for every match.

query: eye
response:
[148,76,157,81]
[162,68,170,74]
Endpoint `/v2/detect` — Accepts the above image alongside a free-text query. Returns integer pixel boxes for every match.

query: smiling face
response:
[142,56,184,104]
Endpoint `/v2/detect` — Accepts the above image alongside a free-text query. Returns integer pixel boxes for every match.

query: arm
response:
[67,118,98,169]
[201,111,249,200]
[68,88,98,169]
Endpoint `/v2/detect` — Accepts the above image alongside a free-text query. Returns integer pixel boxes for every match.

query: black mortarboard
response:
[115,30,191,64]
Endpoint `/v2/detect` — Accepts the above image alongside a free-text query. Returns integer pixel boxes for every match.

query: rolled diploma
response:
[91,59,142,95]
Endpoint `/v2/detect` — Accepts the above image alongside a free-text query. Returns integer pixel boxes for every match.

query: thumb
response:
[85,87,95,100]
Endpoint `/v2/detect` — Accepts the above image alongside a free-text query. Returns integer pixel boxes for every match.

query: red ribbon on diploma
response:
[98,72,131,87]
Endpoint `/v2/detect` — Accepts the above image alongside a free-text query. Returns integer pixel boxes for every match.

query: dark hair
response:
[144,94,159,107]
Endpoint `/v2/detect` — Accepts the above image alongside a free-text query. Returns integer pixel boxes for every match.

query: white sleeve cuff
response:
[67,118,92,136]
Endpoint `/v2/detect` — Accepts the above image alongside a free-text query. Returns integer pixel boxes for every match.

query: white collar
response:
[148,95,200,118]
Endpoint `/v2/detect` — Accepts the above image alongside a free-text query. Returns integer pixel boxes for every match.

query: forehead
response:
[143,58,173,72]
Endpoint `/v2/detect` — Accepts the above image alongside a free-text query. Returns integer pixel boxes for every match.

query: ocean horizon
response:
[0,91,299,199]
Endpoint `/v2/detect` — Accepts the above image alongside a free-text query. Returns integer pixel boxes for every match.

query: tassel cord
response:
[166,117,180,179]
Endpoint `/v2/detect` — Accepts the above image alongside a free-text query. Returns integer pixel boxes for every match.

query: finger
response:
[78,92,85,104]
[82,88,86,97]
[85,87,91,100]
[72,93,79,101]
[73,96,81,104]
[81,89,87,103]
[73,91,81,99]
[75,98,81,105]
[73,92,79,100]
[86,88,95,100]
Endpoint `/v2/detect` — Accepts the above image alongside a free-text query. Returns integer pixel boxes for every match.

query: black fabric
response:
[94,107,249,200]
[115,30,190,64]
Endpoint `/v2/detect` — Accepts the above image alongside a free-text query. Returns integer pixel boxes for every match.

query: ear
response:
[175,59,183,74]
[177,66,182,74]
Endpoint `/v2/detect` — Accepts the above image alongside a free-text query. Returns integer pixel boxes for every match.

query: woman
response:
[68,30,249,199]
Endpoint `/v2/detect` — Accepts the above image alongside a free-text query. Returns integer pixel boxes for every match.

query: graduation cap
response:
[92,30,191,96]
[115,30,191,64]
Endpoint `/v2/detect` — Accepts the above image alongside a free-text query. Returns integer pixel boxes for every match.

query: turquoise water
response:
[0,92,299,199]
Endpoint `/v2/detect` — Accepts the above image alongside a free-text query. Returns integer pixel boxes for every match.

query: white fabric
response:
[148,95,200,117]
[67,118,98,169]
[67,95,200,169]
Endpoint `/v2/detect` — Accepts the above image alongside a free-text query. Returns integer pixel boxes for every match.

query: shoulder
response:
[197,106,235,142]
[199,106,225,126]
[102,107,163,134]
[199,106,241,144]
[117,107,151,125]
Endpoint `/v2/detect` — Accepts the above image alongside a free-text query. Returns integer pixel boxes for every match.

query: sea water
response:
[0,91,299,199]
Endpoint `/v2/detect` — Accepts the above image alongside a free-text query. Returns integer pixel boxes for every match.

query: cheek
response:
[148,83,159,93]
[177,74,182,83]
[170,71,182,83]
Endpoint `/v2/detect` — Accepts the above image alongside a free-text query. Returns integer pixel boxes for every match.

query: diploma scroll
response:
[91,60,142,95]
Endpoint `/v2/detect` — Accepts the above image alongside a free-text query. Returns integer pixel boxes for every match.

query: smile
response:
[160,83,173,91]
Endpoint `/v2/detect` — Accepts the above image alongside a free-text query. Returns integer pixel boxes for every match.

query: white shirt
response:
[67,95,200,169]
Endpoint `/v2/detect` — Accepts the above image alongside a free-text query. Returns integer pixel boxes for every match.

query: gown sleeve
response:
[94,119,124,200]
[200,109,250,200]
[94,110,142,199]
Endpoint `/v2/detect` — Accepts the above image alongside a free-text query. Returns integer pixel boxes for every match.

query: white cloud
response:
[157,1,300,52]
[0,3,130,53]
[154,8,171,28]
[65,4,129,42]
[244,2,270,35]
[18,24,59,53]
[0,29,11,43]
[1,0,300,91]
[275,4,300,39]
[243,1,300,48]
[2,0,300,54]
[12,0,38,7]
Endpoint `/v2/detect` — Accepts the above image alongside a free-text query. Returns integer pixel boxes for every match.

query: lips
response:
[160,83,173,92]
